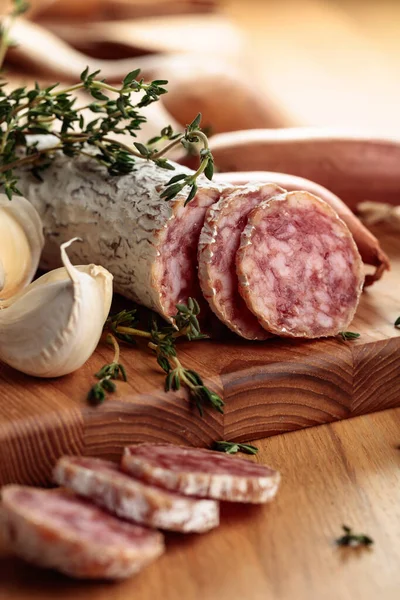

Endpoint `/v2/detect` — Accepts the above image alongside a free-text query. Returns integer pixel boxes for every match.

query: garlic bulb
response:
[0,238,113,378]
[0,194,44,301]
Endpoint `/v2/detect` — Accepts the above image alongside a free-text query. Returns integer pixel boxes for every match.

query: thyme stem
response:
[108,333,120,364]
[117,326,152,339]
[0,146,63,174]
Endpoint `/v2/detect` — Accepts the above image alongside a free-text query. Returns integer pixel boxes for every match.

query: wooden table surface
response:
[1,1,400,599]
[1,408,400,600]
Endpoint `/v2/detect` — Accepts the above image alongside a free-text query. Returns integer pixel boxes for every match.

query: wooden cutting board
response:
[0,224,399,487]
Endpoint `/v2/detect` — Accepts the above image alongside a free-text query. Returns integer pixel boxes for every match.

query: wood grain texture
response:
[0,225,398,487]
[1,408,400,600]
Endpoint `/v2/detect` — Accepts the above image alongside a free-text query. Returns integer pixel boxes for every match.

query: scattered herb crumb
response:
[394,317,400,328]
[335,525,373,547]
[339,331,361,341]
[214,441,258,455]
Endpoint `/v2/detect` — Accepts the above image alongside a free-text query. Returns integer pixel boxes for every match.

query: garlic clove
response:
[0,194,44,301]
[0,238,113,378]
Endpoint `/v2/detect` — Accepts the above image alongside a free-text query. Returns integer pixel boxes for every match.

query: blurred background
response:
[1,0,400,136]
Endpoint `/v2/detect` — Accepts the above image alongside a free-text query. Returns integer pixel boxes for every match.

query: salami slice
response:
[1,485,164,580]
[236,190,364,338]
[18,155,223,320]
[198,183,285,339]
[54,456,219,533]
[121,444,281,503]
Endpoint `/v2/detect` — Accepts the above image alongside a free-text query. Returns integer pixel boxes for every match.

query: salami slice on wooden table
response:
[237,190,364,338]
[18,155,224,320]
[198,183,285,339]
[0,485,164,580]
[54,456,219,533]
[121,444,281,503]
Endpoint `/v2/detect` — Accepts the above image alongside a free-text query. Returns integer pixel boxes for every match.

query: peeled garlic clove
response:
[0,194,44,301]
[0,238,113,378]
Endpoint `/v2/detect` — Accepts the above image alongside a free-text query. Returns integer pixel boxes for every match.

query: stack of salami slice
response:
[0,444,280,580]
[20,156,368,340]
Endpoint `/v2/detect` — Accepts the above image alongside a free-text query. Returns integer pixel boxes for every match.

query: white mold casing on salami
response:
[54,456,220,533]
[121,444,281,504]
[198,183,285,340]
[236,190,364,338]
[0,485,164,580]
[18,155,223,319]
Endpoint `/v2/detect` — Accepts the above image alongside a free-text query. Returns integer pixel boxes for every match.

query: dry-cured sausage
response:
[198,184,284,339]
[237,190,364,337]
[121,444,281,503]
[18,155,222,320]
[1,485,164,580]
[54,456,219,533]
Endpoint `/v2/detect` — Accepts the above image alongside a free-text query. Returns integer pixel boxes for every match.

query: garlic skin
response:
[0,194,44,301]
[0,238,113,378]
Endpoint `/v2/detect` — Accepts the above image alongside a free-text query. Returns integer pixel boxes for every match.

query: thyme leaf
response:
[339,331,360,341]
[214,441,258,455]
[335,525,374,547]
[394,317,400,328]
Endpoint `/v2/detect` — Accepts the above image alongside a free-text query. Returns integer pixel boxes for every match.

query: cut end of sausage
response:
[198,184,285,340]
[1,485,164,580]
[152,186,222,319]
[54,456,220,534]
[237,190,364,338]
[121,443,281,504]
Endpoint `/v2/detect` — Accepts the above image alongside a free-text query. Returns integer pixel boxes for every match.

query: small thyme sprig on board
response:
[88,334,127,405]
[91,299,224,416]
[214,441,258,455]
[339,331,360,341]
[335,525,374,548]
[0,3,214,203]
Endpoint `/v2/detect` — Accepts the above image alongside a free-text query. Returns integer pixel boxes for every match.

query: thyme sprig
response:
[88,334,127,405]
[335,525,373,548]
[90,299,224,416]
[0,3,214,202]
[214,441,258,455]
